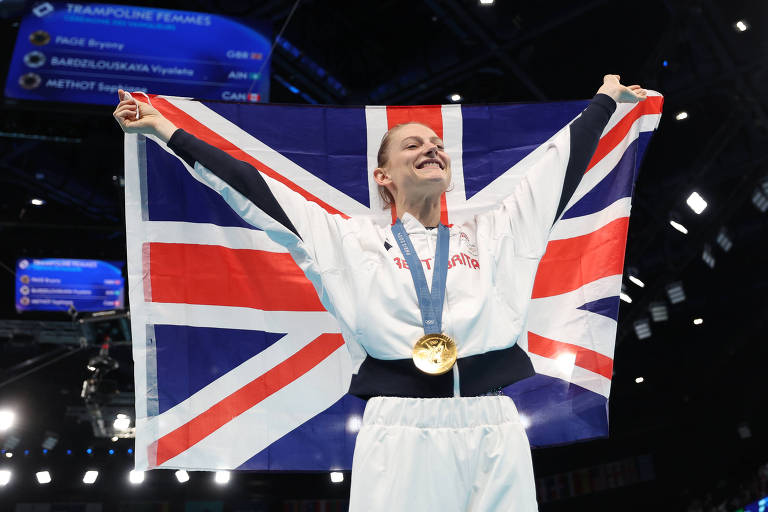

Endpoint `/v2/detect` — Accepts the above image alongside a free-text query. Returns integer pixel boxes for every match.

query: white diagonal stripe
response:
[159,344,351,470]
[528,352,612,398]
[164,97,370,216]
[549,197,630,240]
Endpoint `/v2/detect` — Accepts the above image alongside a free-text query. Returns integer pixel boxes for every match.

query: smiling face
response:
[374,123,452,207]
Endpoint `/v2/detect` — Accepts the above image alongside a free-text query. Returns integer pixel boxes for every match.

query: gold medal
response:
[412,333,457,375]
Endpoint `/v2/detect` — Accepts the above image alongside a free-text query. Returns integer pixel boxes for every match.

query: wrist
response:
[152,118,178,143]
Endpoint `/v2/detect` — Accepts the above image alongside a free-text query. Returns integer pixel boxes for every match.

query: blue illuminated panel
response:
[5,2,271,105]
[15,258,125,312]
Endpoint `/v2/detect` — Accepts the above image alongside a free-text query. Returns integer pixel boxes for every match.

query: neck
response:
[396,192,442,227]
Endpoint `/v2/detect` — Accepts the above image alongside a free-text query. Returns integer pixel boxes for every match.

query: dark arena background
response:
[1,0,767,511]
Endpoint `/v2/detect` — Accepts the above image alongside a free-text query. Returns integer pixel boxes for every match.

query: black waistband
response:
[348,343,535,399]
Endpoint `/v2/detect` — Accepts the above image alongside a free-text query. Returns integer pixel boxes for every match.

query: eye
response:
[406,143,419,149]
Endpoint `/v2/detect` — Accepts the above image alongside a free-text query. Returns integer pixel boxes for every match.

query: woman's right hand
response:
[113,89,178,143]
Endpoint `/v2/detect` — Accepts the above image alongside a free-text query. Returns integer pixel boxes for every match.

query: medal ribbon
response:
[391,219,449,335]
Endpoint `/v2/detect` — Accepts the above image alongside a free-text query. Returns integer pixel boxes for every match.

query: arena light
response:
[175,470,189,483]
[330,471,344,483]
[693,318,703,325]
[649,301,668,322]
[752,186,768,213]
[669,220,688,234]
[635,377,644,384]
[2,435,20,451]
[113,414,130,431]
[675,111,688,121]
[716,229,733,252]
[633,318,651,340]
[83,470,99,484]
[36,471,51,484]
[686,192,707,214]
[449,93,462,102]
[620,291,632,303]
[41,432,58,451]
[0,410,15,431]
[734,20,749,32]
[128,470,144,485]
[214,471,230,485]
[628,275,645,288]
[4,452,12,458]
[665,281,686,304]
[30,198,46,206]
[0,470,11,486]
[702,244,716,269]
[479,0,494,5]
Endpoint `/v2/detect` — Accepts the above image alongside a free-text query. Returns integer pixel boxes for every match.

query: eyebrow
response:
[400,135,444,146]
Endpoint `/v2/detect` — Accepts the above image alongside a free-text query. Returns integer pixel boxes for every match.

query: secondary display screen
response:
[5,2,271,105]
[15,258,125,313]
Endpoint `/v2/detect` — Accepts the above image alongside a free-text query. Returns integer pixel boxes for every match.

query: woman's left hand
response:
[597,74,647,103]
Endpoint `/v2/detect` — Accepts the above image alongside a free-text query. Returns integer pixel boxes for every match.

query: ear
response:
[373,167,391,186]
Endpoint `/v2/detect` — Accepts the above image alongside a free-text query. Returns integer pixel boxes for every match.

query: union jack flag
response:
[124,93,663,471]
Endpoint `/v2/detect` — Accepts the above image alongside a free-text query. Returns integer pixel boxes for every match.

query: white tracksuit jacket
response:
[167,94,617,398]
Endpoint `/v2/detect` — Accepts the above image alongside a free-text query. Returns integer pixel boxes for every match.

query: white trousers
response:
[349,396,538,512]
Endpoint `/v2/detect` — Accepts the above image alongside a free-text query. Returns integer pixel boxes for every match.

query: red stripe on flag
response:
[528,332,613,380]
[385,105,450,225]
[151,333,345,467]
[148,96,349,219]
[145,242,325,311]
[532,217,629,299]
[587,96,664,173]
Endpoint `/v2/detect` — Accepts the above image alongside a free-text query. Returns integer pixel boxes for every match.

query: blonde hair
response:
[376,122,431,209]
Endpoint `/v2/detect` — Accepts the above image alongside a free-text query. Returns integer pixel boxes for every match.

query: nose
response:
[424,144,439,157]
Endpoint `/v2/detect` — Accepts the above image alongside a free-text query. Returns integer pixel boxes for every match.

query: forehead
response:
[392,123,441,142]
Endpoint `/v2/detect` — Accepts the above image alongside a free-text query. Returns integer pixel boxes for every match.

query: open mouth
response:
[416,158,444,170]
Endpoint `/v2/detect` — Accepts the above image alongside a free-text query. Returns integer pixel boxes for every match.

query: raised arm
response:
[486,75,646,256]
[113,90,349,270]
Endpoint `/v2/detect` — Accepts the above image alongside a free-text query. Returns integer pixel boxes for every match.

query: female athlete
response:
[114,74,647,511]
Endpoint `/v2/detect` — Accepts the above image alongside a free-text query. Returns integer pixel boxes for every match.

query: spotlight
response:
[702,244,716,269]
[2,434,20,451]
[4,453,12,459]
[693,318,703,325]
[0,410,15,431]
[36,471,51,484]
[628,276,645,288]
[214,471,230,485]
[449,93,462,102]
[175,470,189,483]
[686,192,707,214]
[479,0,494,4]
[669,220,688,234]
[635,377,644,384]
[30,198,45,206]
[128,470,144,485]
[620,291,632,303]
[83,470,99,484]
[675,111,688,121]
[665,282,686,304]
[752,185,768,213]
[649,301,668,322]
[41,432,58,451]
[0,470,10,486]
[662,60,668,68]
[633,318,652,340]
[716,229,733,252]
[330,471,344,483]
[113,414,130,432]
[734,20,749,32]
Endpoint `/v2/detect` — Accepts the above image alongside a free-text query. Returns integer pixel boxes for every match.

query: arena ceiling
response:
[0,0,766,509]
